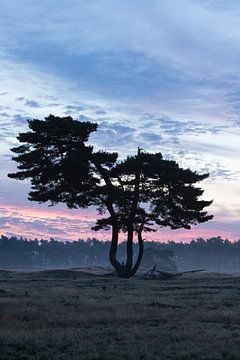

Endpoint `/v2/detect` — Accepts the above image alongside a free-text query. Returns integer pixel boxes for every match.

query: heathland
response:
[1,269,240,360]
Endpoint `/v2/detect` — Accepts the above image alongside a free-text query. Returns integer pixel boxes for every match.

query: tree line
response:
[0,235,239,273]
[0,235,175,271]
[169,237,240,272]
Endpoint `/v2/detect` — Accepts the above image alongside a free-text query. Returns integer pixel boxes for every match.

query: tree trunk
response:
[109,223,123,275]
[125,227,134,272]
[131,229,144,276]
[109,225,134,278]
[109,224,144,278]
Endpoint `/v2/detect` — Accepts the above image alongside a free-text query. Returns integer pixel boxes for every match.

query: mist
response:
[1,235,239,273]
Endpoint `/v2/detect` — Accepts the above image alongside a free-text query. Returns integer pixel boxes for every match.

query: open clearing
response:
[0,269,240,360]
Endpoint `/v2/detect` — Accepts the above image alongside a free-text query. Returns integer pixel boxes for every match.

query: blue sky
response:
[0,0,240,241]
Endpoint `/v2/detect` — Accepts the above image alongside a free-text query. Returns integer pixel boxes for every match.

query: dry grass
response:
[0,270,240,359]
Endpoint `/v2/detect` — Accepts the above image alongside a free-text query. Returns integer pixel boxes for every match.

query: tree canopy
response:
[9,115,213,277]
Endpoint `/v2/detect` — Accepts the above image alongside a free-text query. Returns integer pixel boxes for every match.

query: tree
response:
[8,115,213,278]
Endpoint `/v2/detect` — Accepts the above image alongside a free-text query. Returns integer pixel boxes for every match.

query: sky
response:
[0,0,240,242]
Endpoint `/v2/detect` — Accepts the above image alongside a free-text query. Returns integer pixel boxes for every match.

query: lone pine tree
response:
[8,115,213,278]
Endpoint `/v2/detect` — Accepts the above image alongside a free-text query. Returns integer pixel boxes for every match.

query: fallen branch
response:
[139,265,205,280]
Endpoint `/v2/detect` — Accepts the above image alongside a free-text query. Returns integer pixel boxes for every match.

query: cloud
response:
[64,105,84,114]
[91,121,139,151]
[142,115,229,137]
[0,202,239,242]
[1,0,240,120]
[78,115,92,122]
[0,112,10,117]
[0,204,108,241]
[99,121,135,134]
[95,109,107,115]
[25,99,41,108]
[0,1,239,241]
[12,114,28,125]
[140,132,162,144]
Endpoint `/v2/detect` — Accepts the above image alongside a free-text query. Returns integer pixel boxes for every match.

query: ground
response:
[0,269,240,360]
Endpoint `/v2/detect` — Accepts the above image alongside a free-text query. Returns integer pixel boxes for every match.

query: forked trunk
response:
[109,225,144,278]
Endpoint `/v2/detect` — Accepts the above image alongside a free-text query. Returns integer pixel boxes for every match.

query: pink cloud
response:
[0,202,239,243]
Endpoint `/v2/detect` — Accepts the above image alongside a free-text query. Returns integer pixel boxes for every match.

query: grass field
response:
[0,269,240,360]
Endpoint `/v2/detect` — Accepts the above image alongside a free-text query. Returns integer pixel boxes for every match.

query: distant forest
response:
[0,235,240,273]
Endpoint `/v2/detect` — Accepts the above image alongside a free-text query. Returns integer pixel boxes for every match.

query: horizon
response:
[0,1,240,242]
[0,233,238,245]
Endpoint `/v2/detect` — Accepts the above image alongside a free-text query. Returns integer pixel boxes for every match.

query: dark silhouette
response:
[168,236,240,272]
[140,266,204,280]
[1,235,240,273]
[0,235,176,271]
[8,115,213,277]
